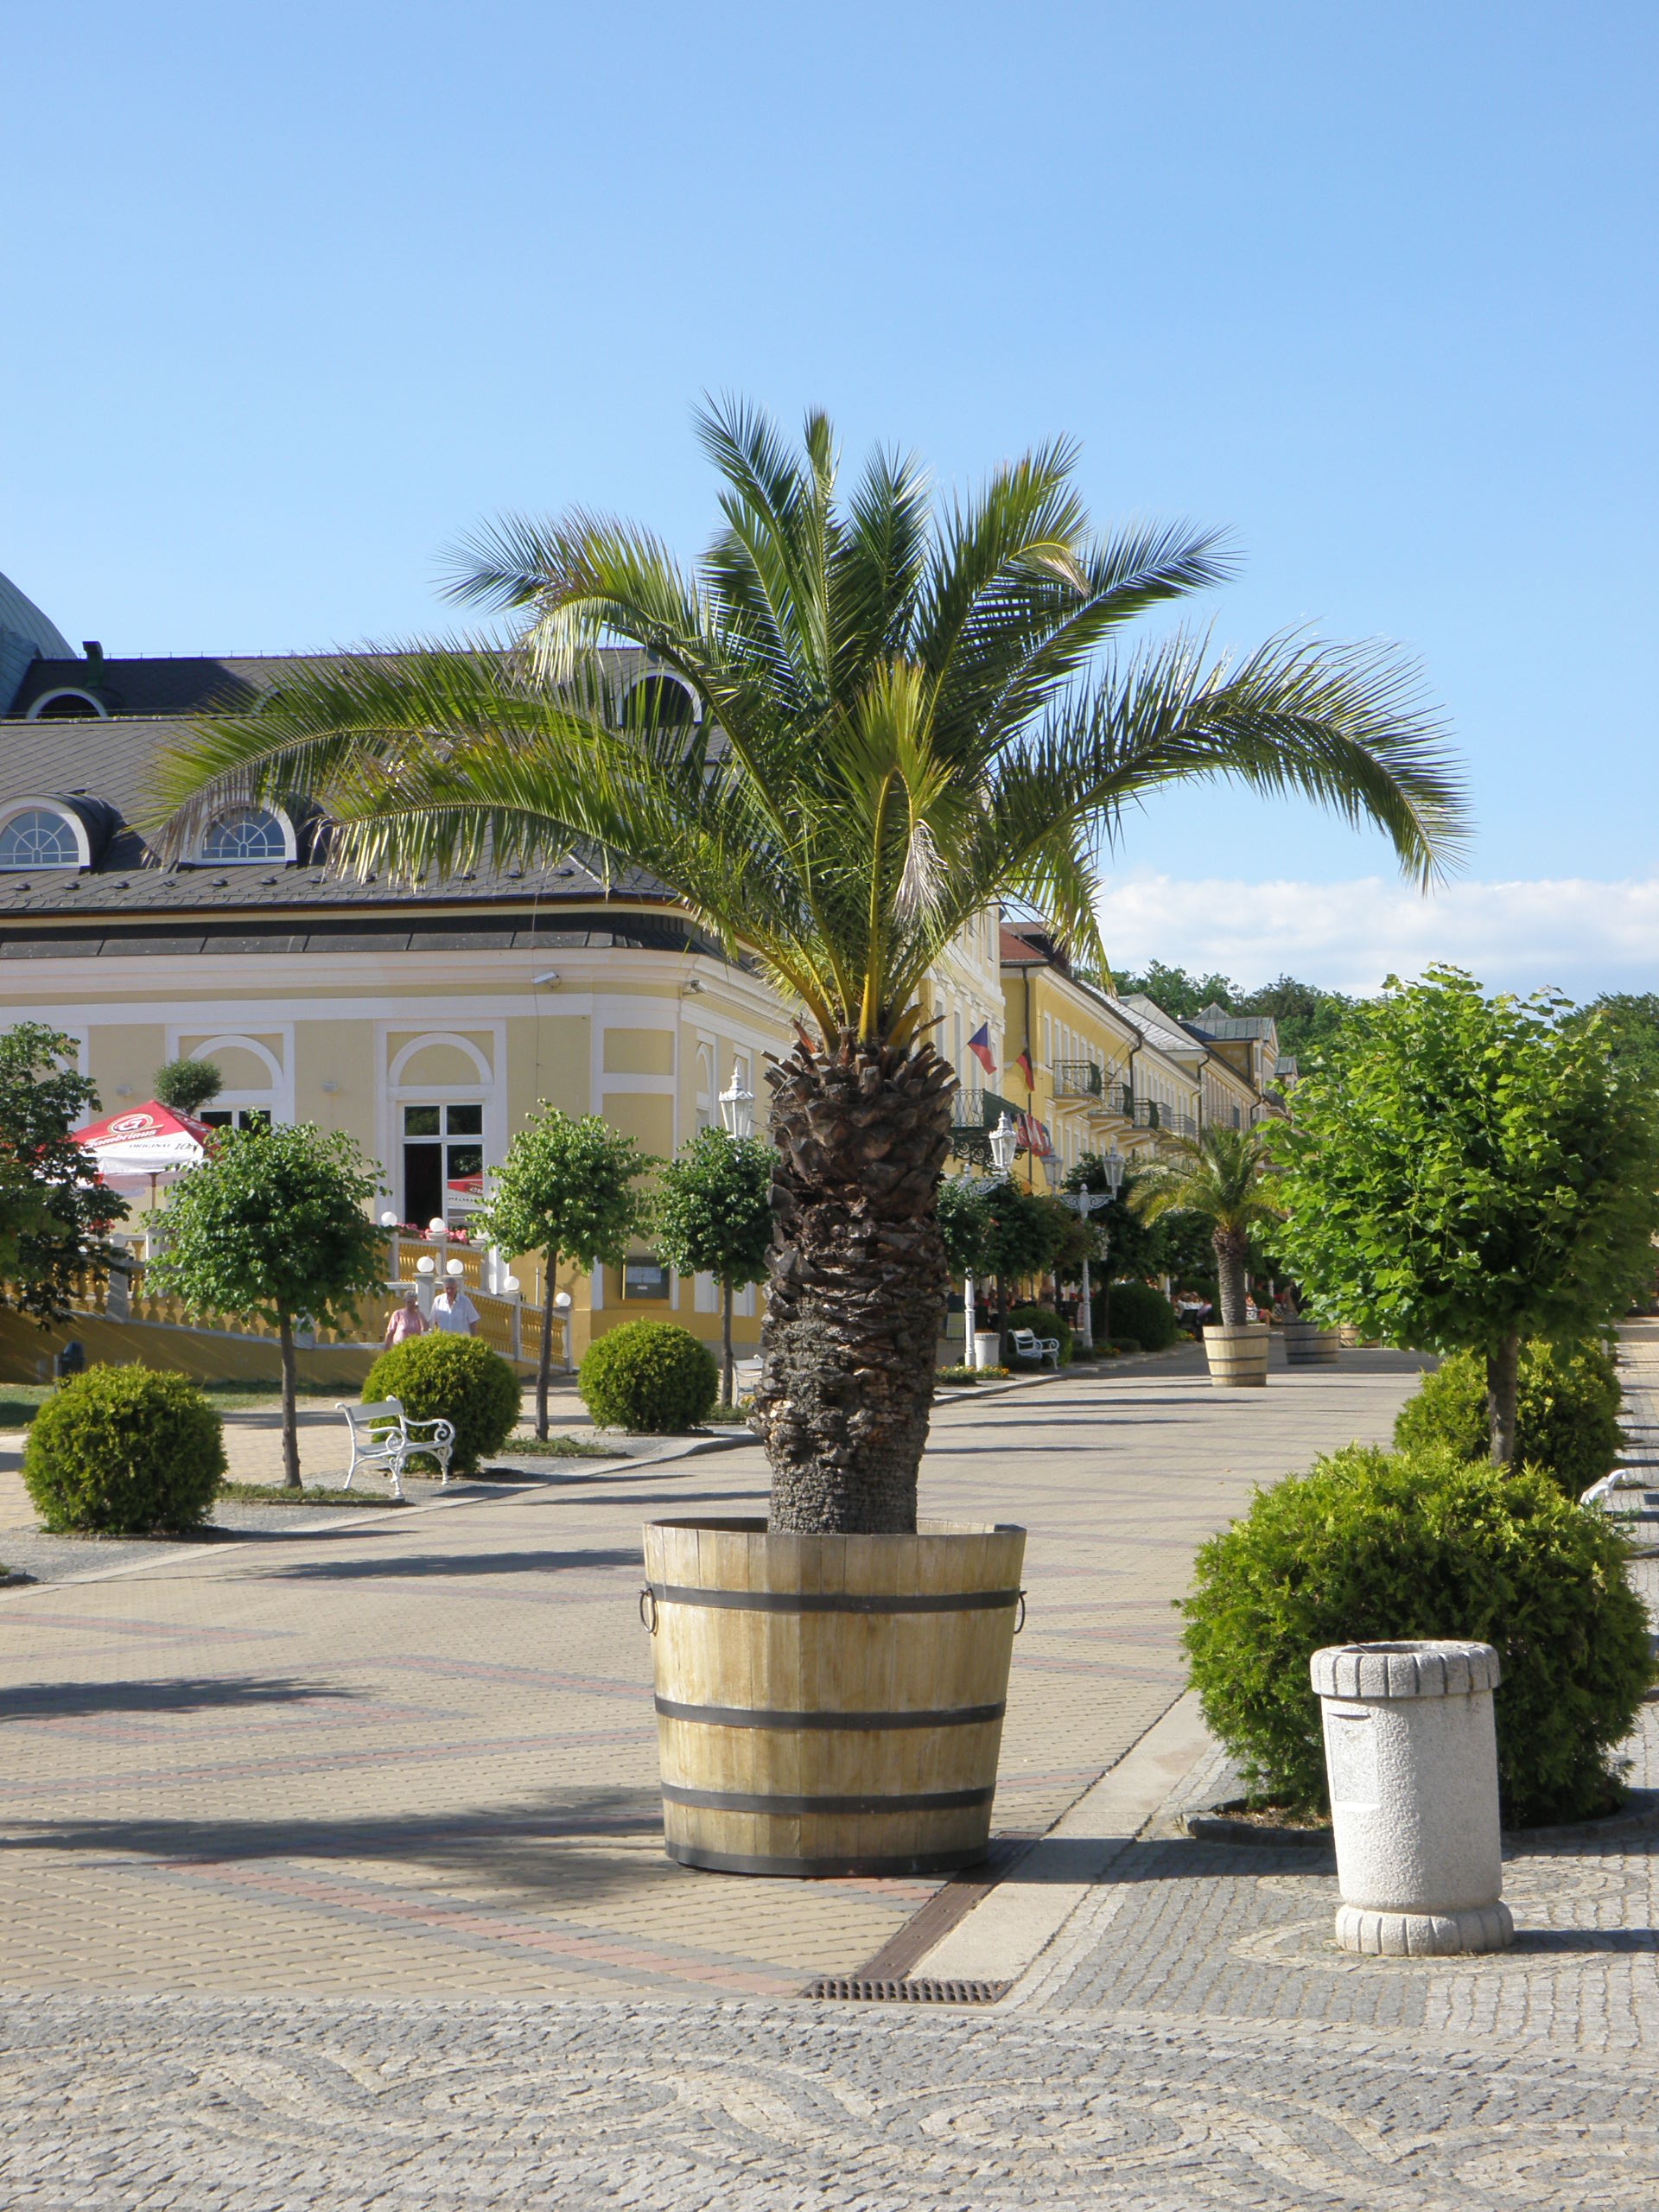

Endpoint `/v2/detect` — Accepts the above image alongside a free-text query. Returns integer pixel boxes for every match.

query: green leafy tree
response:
[153,1057,224,1117]
[150,1123,385,1486]
[158,399,1465,1534]
[1274,967,1659,1462]
[479,1109,653,1439]
[979,1179,1066,1355]
[1132,1125,1282,1326]
[0,1023,127,1322]
[1110,962,1241,1020]
[651,1127,773,1406]
[1231,976,1360,1065]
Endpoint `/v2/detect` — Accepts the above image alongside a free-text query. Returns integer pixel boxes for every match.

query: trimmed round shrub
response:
[1394,1342,1623,1498]
[1182,1441,1651,1827]
[580,1320,719,1433]
[1007,1305,1074,1364]
[364,1334,521,1474]
[1102,1281,1179,1351]
[24,1364,226,1534]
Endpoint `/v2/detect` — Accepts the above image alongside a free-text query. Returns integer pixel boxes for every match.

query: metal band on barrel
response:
[646,1582,1022,1615]
[653,1696,1006,1730]
[660,1782,994,1815]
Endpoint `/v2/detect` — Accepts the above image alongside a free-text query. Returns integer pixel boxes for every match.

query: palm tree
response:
[1132,1125,1282,1325]
[153,400,1465,1535]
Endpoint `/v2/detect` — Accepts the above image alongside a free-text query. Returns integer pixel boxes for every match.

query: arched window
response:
[0,807,81,869]
[26,690,107,721]
[620,674,697,730]
[200,806,290,864]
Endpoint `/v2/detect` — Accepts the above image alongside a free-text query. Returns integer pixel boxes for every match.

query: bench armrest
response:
[401,1416,456,1444]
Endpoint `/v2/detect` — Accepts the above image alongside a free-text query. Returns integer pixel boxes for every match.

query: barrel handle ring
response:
[1014,1590,1027,1635]
[639,1585,658,1635]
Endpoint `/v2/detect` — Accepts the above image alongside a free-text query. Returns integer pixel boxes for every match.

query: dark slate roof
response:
[6,653,400,721]
[0,653,690,936]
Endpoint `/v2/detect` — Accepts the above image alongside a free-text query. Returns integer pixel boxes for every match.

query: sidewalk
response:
[0,1345,1426,2004]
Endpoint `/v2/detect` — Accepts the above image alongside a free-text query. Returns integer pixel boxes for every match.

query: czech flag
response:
[967,1024,997,1077]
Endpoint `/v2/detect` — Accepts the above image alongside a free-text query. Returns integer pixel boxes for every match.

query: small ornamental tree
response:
[980,1179,1065,1357]
[651,1128,772,1406]
[478,1109,653,1439]
[153,1057,224,1117]
[1275,968,1659,1463]
[0,1022,127,1321]
[149,1122,385,1487]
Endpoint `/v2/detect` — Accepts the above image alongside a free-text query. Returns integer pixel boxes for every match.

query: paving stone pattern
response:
[29,1338,1659,2206]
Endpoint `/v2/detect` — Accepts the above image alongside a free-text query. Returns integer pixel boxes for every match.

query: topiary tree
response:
[477,1109,654,1442]
[1274,968,1659,1464]
[24,1364,226,1533]
[980,1179,1065,1359]
[1103,1279,1179,1352]
[153,1057,224,1117]
[650,1127,772,1408]
[1395,1343,1623,1499]
[149,1123,385,1488]
[1181,1441,1651,1827]
[579,1319,719,1433]
[0,1022,127,1322]
[1132,1125,1281,1326]
[363,1332,521,1474]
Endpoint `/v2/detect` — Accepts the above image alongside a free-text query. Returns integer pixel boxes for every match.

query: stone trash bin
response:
[1311,1639,1514,1957]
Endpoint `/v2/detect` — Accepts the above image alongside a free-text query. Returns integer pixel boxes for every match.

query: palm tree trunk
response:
[755,1032,955,1535]
[1214,1228,1249,1327]
[721,1276,735,1408]
[1486,1332,1521,1465]
[276,1313,301,1490]
[537,1248,558,1441]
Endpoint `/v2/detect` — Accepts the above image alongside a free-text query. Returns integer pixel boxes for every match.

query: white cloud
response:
[1093,874,1659,1001]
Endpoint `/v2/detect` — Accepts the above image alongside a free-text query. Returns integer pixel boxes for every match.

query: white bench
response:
[338,1396,456,1501]
[1009,1326,1061,1369]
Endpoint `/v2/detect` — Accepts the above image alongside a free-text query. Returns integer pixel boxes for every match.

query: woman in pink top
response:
[383,1288,427,1347]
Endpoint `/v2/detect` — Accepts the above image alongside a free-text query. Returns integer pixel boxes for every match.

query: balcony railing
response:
[1051,1060,1104,1100]
[1128,1102,1198,1139]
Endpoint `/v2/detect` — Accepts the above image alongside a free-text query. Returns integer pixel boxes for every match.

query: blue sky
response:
[4,3,1654,993]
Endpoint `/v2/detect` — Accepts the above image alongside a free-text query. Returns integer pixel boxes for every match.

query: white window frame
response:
[196,804,297,866]
[24,690,107,721]
[0,798,90,871]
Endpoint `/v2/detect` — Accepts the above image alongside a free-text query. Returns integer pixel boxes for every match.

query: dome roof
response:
[0,573,73,658]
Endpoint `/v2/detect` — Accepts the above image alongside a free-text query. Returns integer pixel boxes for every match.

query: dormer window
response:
[0,804,88,870]
[199,806,294,864]
[26,690,108,721]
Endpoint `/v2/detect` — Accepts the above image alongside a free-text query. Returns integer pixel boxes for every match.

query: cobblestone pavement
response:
[16,1342,1590,2206]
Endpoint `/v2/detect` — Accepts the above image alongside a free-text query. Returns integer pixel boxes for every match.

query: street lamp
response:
[719,1078,755,1140]
[1063,1144,1125,1351]
[988,1112,1020,1179]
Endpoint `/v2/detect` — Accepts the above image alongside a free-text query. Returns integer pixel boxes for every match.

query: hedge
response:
[580,1320,719,1433]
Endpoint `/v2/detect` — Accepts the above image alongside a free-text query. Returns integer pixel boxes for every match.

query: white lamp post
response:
[988,1112,1020,1180]
[958,1116,1022,1370]
[1063,1144,1125,1351]
[719,1078,755,1140]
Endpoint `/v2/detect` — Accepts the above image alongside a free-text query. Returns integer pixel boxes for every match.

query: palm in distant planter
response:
[1132,1125,1283,1326]
[156,401,1464,1536]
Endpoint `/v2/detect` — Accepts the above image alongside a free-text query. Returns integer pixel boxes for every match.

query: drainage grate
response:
[804,1976,1012,2005]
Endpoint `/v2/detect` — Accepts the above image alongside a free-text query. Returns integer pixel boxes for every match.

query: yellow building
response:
[996,924,1280,1185]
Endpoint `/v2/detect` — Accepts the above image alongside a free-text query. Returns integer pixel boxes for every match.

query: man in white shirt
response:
[430,1275,480,1337]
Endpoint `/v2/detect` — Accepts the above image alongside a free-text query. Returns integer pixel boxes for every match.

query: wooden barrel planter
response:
[1203,1322,1271,1387]
[640,1516,1026,1878]
[1282,1321,1340,1367]
[1337,1324,1366,1350]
